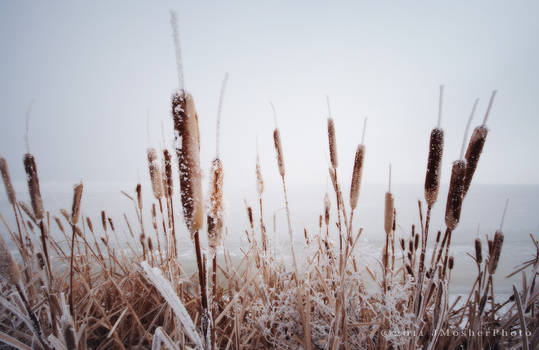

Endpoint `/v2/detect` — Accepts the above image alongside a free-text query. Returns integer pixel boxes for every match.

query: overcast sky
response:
[1,0,538,191]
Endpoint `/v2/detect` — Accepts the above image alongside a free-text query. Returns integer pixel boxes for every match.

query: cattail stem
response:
[215,73,229,158]
[437,85,444,128]
[460,99,479,160]
[169,11,185,90]
[193,230,209,342]
[482,90,497,126]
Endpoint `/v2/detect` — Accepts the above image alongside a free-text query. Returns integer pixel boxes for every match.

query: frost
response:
[141,261,203,349]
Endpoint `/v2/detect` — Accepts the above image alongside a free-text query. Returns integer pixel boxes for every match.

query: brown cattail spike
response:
[327,97,338,169]
[424,128,444,206]
[207,158,224,249]
[488,230,504,274]
[172,90,204,233]
[0,158,16,205]
[23,154,44,220]
[71,182,83,225]
[350,144,365,211]
[163,149,174,198]
[384,191,394,235]
[273,128,285,178]
[462,126,488,196]
[474,238,482,264]
[445,160,466,230]
[147,148,164,199]
[256,153,264,197]
[324,192,331,227]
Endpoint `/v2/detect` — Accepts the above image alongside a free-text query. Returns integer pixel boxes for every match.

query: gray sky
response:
[1,0,539,191]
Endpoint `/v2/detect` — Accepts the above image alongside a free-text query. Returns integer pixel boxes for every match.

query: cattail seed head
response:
[23,154,44,220]
[0,234,21,286]
[424,128,444,206]
[400,238,405,251]
[71,182,83,225]
[108,217,115,231]
[101,210,107,231]
[163,149,174,199]
[136,184,143,211]
[445,160,466,231]
[488,230,504,274]
[86,217,93,233]
[463,126,488,196]
[327,118,338,169]
[324,192,331,227]
[147,237,153,252]
[147,148,164,199]
[54,216,65,233]
[474,238,482,264]
[350,145,365,211]
[172,90,204,233]
[414,232,419,251]
[273,129,285,178]
[0,158,16,205]
[384,191,394,235]
[207,158,224,249]
[436,230,441,243]
[448,256,454,270]
[256,155,264,197]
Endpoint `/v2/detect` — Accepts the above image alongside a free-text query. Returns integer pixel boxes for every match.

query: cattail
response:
[327,118,338,169]
[350,145,365,211]
[324,192,331,227]
[445,160,466,231]
[148,237,153,252]
[400,238,405,251]
[425,128,444,206]
[172,90,204,233]
[147,148,164,199]
[488,230,504,274]
[474,238,482,263]
[425,86,445,206]
[414,232,419,251]
[435,230,441,243]
[23,154,44,220]
[0,157,16,205]
[136,184,143,211]
[0,234,21,286]
[448,256,454,270]
[246,205,254,229]
[101,210,107,231]
[207,158,224,249]
[463,91,496,196]
[256,154,264,197]
[108,217,115,231]
[384,191,394,235]
[71,182,83,225]
[163,149,174,198]
[54,216,65,233]
[273,128,285,178]
[86,217,93,233]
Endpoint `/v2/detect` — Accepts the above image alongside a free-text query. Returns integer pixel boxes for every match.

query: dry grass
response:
[0,18,536,350]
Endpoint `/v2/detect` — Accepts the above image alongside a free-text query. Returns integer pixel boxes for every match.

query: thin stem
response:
[482,90,497,126]
[460,98,479,160]
[326,95,332,118]
[499,198,509,231]
[169,11,185,91]
[25,100,34,154]
[361,117,367,145]
[438,85,444,128]
[216,73,229,158]
[270,102,277,128]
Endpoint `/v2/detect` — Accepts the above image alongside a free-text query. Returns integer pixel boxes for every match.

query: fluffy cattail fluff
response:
[488,230,504,274]
[424,128,444,206]
[23,154,44,220]
[0,158,16,205]
[207,158,224,249]
[71,182,83,225]
[172,91,204,233]
[163,149,173,198]
[273,129,285,178]
[463,126,488,196]
[327,117,338,169]
[384,192,394,235]
[0,234,21,286]
[350,145,365,211]
[324,192,331,227]
[445,160,466,230]
[147,148,164,199]
[474,238,482,264]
